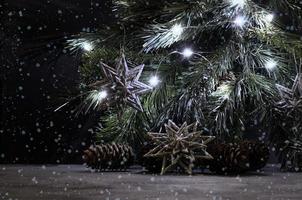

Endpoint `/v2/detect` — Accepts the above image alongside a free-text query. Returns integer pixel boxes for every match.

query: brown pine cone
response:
[205,141,269,174]
[207,143,250,174]
[241,141,269,171]
[83,143,134,171]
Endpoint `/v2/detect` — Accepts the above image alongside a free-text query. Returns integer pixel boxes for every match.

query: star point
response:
[144,120,215,175]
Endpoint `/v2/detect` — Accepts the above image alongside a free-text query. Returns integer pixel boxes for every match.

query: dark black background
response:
[0,0,113,163]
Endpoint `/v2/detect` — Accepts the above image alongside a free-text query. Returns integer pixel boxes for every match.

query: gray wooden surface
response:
[0,165,301,200]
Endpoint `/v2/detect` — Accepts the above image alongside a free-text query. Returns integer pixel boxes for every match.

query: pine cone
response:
[83,143,134,171]
[241,141,269,171]
[207,143,250,174]
[206,141,269,174]
[280,139,302,172]
[281,153,302,172]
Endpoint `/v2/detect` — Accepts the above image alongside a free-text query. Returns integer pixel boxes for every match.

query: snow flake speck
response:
[32,177,38,184]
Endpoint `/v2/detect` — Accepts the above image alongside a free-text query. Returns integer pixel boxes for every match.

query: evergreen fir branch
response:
[141,3,230,52]
[114,0,220,22]
[209,73,277,138]
[253,27,302,57]
[80,48,120,84]
[152,66,215,131]
[97,108,151,145]
[154,87,207,130]
[269,0,302,19]
[64,0,302,147]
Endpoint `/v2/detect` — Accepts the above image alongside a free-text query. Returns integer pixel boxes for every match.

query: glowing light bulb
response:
[97,90,108,100]
[234,15,247,28]
[171,24,184,37]
[90,90,108,110]
[265,59,277,71]
[230,0,246,8]
[264,13,274,23]
[149,76,160,87]
[81,41,93,51]
[182,48,194,58]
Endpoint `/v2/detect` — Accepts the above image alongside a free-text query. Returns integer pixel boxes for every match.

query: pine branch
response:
[209,72,277,137]
[65,0,302,145]
[254,27,302,57]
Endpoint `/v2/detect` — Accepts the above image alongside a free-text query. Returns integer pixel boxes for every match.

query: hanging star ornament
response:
[85,53,152,112]
[144,120,215,175]
[276,73,302,115]
[275,73,302,171]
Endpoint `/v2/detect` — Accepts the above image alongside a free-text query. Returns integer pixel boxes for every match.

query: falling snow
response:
[1,0,302,199]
